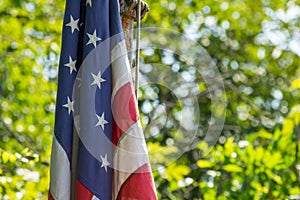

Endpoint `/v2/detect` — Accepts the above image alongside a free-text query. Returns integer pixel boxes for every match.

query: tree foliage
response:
[0,0,300,199]
[0,0,64,198]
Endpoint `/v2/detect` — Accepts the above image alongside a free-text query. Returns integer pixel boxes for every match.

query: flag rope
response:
[134,0,141,100]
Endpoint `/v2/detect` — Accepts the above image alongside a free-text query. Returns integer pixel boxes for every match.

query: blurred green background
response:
[0,0,300,199]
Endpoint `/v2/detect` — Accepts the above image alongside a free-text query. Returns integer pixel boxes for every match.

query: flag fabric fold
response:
[49,0,157,199]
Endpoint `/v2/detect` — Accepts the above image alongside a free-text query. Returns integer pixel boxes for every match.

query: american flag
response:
[48,0,157,199]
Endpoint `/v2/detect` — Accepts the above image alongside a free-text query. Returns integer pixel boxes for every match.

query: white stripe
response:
[113,122,150,199]
[91,195,100,200]
[111,40,132,102]
[49,135,71,200]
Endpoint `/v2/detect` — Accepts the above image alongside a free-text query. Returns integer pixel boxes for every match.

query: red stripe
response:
[48,191,55,200]
[112,82,139,145]
[75,179,94,200]
[116,164,157,200]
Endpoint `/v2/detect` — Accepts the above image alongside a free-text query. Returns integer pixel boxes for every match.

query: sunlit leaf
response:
[197,160,214,168]
[223,164,243,172]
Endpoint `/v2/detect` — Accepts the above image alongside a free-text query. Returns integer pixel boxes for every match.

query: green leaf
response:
[256,129,272,139]
[2,152,9,163]
[166,164,190,182]
[197,160,214,168]
[271,174,283,185]
[223,164,243,172]
[289,78,300,91]
[282,119,294,135]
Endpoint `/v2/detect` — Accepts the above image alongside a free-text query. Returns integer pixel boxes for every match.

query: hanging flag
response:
[48,0,157,199]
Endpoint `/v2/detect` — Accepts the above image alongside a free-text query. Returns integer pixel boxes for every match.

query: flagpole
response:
[135,0,141,100]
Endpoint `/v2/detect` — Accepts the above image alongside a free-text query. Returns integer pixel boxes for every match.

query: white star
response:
[95,112,108,130]
[86,30,101,48]
[100,154,110,172]
[65,15,79,33]
[63,96,74,115]
[91,71,106,89]
[64,56,77,74]
[86,0,92,7]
